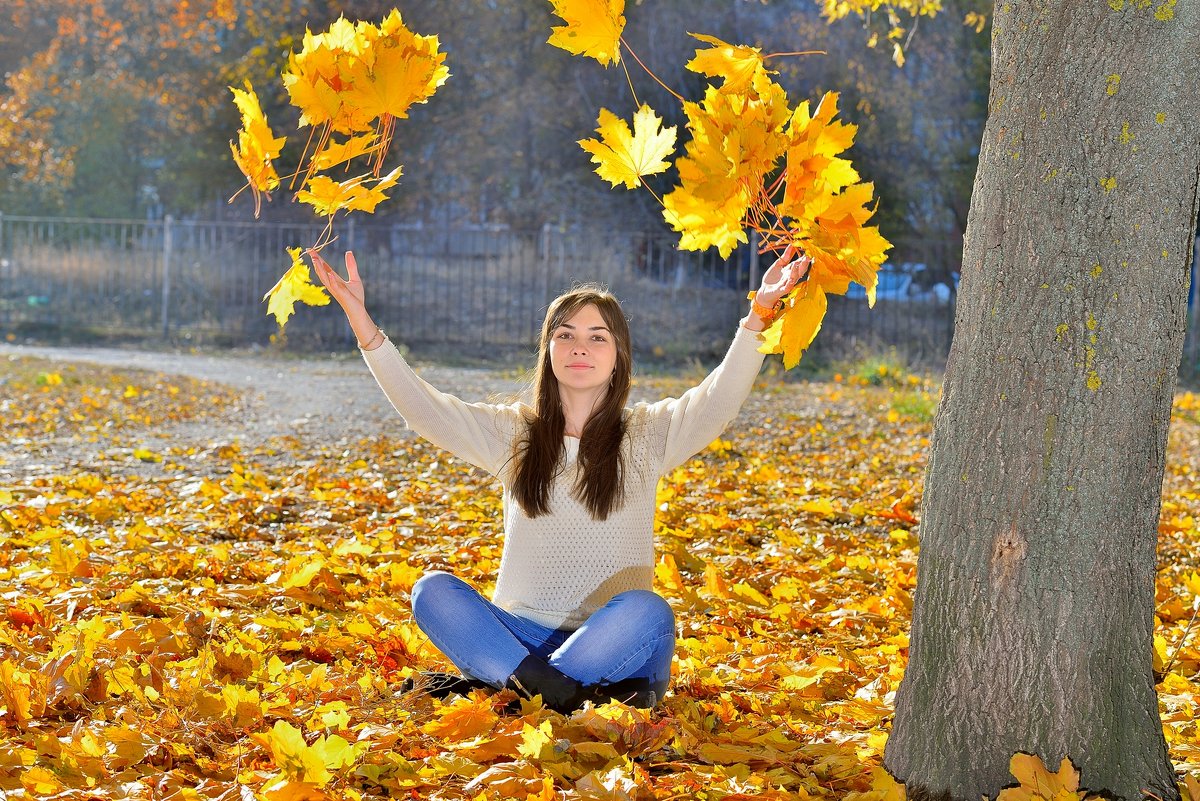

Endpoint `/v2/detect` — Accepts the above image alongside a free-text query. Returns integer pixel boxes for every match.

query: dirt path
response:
[0,343,527,476]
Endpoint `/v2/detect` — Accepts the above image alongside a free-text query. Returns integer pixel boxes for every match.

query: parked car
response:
[845,262,958,305]
[845,263,913,302]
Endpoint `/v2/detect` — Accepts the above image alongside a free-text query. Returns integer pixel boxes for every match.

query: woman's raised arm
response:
[307,248,519,476]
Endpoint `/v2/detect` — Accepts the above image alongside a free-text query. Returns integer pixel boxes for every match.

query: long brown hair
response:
[512,284,632,520]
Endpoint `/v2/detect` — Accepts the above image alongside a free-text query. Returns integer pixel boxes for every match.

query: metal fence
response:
[0,213,967,367]
[4,212,1191,379]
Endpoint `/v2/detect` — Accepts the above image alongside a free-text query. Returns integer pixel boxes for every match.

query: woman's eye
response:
[592,336,607,342]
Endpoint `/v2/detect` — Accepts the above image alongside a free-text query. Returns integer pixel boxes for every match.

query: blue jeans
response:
[410,571,675,696]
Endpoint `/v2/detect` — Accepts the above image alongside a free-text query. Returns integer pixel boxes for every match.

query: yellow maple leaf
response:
[263,248,331,328]
[996,753,1083,801]
[774,94,889,312]
[339,12,449,122]
[296,166,403,217]
[794,186,889,306]
[309,734,364,774]
[0,661,34,725]
[780,92,859,219]
[547,0,626,66]
[758,281,828,369]
[311,134,379,171]
[266,720,333,785]
[21,766,62,796]
[662,175,751,258]
[281,41,346,130]
[422,694,500,740]
[578,105,676,189]
[516,720,557,760]
[684,33,767,94]
[868,767,908,801]
[260,780,331,801]
[282,11,448,155]
[229,80,286,216]
[575,766,640,800]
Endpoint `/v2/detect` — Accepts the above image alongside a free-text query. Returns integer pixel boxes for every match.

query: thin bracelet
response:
[357,327,384,350]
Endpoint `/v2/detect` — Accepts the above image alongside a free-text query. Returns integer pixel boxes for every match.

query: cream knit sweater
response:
[362,324,766,630]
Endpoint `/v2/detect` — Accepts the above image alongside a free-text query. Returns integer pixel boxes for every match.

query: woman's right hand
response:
[309,249,384,349]
[309,249,366,316]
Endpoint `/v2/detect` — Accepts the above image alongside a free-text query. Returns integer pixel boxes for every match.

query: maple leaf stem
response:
[314,221,337,251]
[762,49,827,59]
[619,58,642,108]
[620,37,685,104]
[292,126,319,192]
[640,180,667,210]
[765,169,787,198]
[374,115,395,177]
[297,125,334,195]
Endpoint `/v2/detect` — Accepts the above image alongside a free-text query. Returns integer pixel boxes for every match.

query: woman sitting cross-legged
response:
[309,245,810,712]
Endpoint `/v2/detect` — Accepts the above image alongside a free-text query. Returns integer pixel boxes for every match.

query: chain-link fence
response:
[3,211,1145,374]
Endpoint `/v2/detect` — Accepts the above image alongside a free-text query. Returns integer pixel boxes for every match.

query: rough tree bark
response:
[883,1,1200,799]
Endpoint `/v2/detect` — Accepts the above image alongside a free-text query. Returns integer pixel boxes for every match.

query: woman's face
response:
[549,303,617,396]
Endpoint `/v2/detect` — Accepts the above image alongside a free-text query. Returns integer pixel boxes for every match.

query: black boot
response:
[588,676,661,709]
[504,654,588,712]
[400,671,493,699]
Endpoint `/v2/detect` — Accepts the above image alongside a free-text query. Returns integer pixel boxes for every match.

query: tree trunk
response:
[884,1,1200,799]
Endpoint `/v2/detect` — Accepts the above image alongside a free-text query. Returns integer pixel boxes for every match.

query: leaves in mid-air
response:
[263,247,332,326]
[295,166,403,217]
[546,0,626,66]
[684,33,767,94]
[230,10,448,327]
[229,81,287,217]
[578,105,676,189]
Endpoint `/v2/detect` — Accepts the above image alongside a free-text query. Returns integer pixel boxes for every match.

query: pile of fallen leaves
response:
[1,355,1198,800]
[0,356,239,445]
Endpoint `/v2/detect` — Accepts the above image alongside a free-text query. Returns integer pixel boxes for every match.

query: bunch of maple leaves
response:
[3,355,1200,799]
[550,0,891,368]
[232,3,890,367]
[229,9,449,327]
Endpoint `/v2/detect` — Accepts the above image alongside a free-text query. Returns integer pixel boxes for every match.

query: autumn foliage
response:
[3,355,1199,799]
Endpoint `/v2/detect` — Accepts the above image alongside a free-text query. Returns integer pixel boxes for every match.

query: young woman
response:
[309,245,810,712]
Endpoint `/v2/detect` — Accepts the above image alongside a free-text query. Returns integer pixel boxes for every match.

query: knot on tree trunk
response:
[990,524,1027,592]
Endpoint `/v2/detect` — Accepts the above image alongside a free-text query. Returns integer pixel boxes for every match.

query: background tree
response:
[883,0,1199,798]
[0,0,991,239]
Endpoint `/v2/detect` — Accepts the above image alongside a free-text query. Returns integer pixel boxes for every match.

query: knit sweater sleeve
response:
[640,324,766,472]
[360,336,519,476]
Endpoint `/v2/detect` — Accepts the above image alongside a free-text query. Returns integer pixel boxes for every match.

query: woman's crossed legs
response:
[409,571,674,704]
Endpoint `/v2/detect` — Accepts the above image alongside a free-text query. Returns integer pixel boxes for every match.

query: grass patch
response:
[891,389,939,422]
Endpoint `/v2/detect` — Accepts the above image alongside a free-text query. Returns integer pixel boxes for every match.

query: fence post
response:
[161,214,173,339]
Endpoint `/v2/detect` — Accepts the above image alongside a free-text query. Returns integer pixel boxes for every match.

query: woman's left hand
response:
[755,244,812,308]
